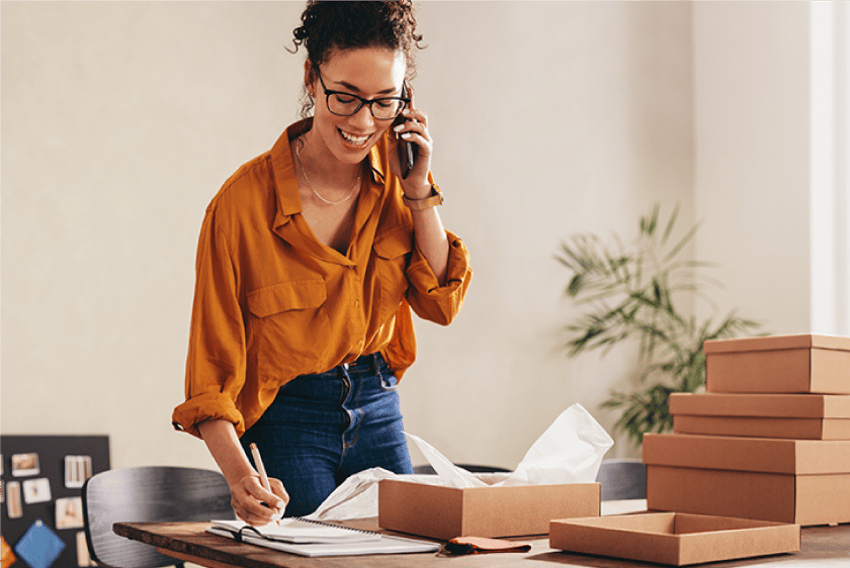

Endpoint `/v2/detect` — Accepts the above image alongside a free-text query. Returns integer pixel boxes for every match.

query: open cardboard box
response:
[703,334,850,394]
[378,478,600,540]
[670,393,850,439]
[643,433,850,525]
[550,512,800,566]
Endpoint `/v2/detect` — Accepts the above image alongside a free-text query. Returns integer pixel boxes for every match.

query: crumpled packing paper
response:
[304,403,613,521]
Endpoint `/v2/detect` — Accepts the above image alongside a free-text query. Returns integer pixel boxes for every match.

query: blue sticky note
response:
[14,520,65,568]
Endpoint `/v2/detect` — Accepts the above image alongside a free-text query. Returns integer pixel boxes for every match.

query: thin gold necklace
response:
[295,138,361,205]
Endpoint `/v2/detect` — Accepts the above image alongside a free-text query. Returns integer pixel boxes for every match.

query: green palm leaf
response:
[556,203,763,447]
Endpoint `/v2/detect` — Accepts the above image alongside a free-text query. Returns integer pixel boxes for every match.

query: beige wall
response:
[693,1,812,335]
[4,0,693,470]
[693,1,850,338]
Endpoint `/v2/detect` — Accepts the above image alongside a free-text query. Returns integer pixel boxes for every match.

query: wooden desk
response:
[115,517,849,568]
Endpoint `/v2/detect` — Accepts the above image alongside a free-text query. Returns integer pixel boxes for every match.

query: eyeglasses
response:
[314,67,410,120]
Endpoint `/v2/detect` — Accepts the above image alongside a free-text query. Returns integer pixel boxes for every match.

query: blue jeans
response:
[240,353,413,517]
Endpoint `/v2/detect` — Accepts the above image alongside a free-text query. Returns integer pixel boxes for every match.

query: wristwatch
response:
[403,184,444,211]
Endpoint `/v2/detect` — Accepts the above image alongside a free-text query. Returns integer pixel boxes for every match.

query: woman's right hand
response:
[196,419,291,526]
[230,473,289,526]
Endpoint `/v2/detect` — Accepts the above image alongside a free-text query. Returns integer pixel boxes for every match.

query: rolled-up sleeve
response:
[172,207,248,438]
[405,230,472,325]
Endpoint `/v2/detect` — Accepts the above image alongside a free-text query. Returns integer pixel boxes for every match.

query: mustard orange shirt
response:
[172,119,472,438]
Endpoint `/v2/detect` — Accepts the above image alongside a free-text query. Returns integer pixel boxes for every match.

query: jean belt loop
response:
[375,353,393,389]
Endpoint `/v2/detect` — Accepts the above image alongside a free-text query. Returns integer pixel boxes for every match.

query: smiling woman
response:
[170,1,473,523]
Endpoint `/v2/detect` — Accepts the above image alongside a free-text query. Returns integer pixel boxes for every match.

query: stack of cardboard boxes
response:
[642,334,850,526]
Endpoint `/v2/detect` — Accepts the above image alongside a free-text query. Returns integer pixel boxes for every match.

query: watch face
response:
[433,186,443,204]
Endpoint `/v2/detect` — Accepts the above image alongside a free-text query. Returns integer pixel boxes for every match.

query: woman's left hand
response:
[389,103,434,199]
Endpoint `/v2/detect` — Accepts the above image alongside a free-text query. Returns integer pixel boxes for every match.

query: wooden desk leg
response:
[156,548,238,568]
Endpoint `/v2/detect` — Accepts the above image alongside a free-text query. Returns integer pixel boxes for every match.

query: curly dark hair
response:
[291,1,424,117]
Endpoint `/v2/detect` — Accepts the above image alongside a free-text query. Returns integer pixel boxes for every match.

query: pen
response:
[249,442,271,492]
[249,442,283,521]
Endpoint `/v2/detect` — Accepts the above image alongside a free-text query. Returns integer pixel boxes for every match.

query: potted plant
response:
[556,203,763,447]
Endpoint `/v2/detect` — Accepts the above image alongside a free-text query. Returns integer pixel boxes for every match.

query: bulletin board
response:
[1,435,110,568]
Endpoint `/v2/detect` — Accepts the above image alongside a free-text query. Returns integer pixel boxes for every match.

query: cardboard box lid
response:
[549,512,800,566]
[642,433,850,474]
[703,334,850,354]
[669,393,850,418]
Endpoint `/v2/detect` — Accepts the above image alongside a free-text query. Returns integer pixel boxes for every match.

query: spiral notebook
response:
[207,518,440,557]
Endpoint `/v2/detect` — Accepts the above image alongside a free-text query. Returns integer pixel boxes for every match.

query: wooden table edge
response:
[114,522,272,568]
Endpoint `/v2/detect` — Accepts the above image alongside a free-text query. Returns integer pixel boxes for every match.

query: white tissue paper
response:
[504,402,615,486]
[305,403,613,521]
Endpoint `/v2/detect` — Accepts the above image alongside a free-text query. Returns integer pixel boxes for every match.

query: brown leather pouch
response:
[445,536,532,555]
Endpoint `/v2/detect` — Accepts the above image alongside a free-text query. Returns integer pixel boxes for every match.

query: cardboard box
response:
[377,478,599,540]
[643,434,850,525]
[703,334,850,394]
[670,393,850,439]
[673,415,850,440]
[549,512,800,566]
[645,465,850,526]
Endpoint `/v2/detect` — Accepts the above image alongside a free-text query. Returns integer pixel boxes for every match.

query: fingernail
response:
[401,132,412,139]
[393,124,404,132]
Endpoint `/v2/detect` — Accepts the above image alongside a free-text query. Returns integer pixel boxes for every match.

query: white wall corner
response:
[810,1,850,335]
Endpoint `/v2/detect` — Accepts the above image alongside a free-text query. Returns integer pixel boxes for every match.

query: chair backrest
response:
[411,463,512,475]
[82,466,235,568]
[595,458,647,501]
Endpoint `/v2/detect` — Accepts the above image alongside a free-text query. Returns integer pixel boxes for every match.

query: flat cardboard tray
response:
[549,512,800,566]
[378,478,600,540]
[703,334,850,394]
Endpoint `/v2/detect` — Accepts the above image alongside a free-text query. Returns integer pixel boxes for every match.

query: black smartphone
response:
[395,84,416,179]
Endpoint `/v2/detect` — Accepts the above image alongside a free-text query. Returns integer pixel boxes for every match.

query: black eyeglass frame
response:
[314,67,410,120]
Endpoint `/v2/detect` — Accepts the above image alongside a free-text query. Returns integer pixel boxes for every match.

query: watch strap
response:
[403,184,443,211]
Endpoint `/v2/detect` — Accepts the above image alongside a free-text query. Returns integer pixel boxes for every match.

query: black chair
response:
[595,458,647,501]
[82,466,235,568]
[412,463,512,474]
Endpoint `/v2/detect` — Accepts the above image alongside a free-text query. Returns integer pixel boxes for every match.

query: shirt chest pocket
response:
[247,280,327,316]
[246,280,330,379]
[372,228,414,324]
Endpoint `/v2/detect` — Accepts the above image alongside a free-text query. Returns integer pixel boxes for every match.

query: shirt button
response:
[355,300,360,308]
